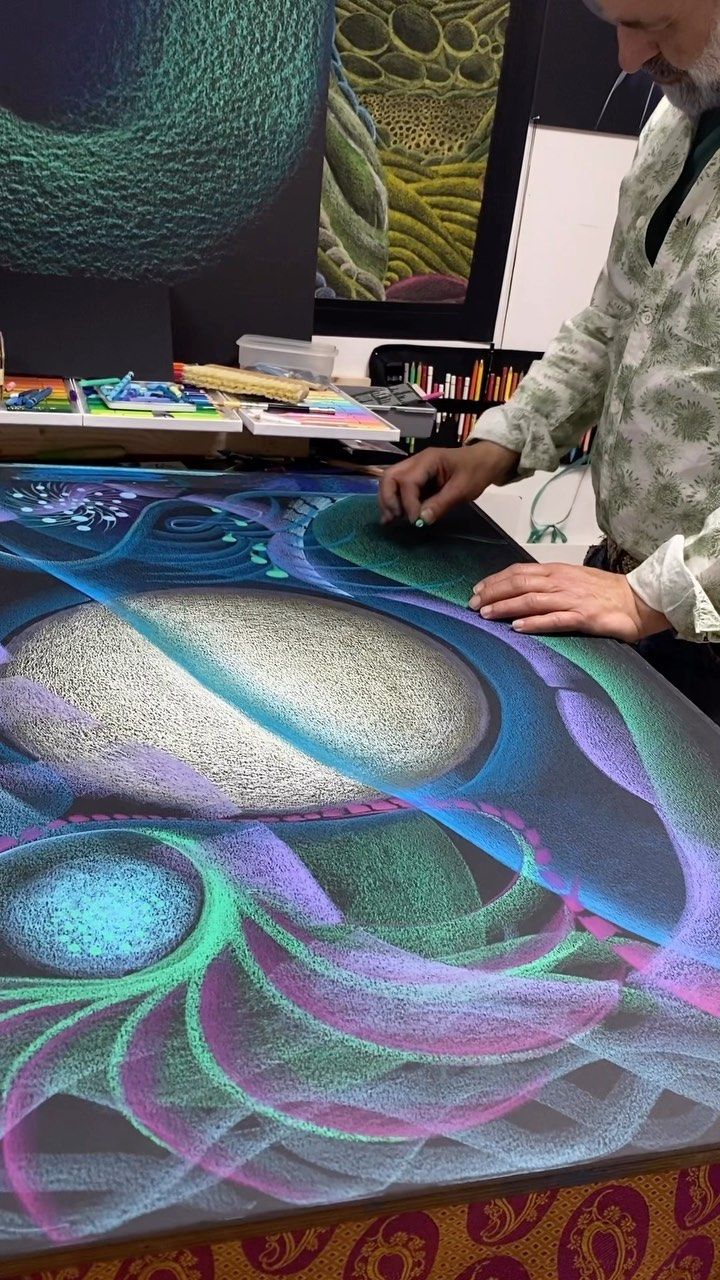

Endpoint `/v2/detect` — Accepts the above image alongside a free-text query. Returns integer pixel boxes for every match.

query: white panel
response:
[500,125,636,352]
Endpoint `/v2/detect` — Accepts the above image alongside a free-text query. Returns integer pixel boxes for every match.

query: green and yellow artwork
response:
[318,0,509,304]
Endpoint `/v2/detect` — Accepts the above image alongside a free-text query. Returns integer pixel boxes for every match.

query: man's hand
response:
[379,442,519,526]
[469,563,670,643]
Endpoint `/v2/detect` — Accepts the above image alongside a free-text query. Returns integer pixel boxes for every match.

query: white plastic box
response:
[237,334,337,382]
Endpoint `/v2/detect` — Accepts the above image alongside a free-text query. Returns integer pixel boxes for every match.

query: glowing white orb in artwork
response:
[1,589,493,814]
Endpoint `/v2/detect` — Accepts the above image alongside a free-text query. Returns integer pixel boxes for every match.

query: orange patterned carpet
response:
[11,1163,720,1279]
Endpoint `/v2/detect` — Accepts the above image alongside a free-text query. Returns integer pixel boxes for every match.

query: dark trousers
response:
[584,540,720,727]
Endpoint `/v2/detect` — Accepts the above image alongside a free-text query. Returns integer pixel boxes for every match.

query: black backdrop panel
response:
[533,0,662,137]
[0,275,173,379]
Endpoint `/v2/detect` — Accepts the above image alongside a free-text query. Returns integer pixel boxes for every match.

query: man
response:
[379,0,720,721]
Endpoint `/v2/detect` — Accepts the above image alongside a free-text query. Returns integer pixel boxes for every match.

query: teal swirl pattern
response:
[0,1,329,280]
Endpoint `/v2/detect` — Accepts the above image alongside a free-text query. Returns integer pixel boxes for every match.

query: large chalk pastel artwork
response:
[0,466,718,1261]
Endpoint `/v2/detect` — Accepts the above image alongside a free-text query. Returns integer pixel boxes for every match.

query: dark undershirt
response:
[646,107,720,266]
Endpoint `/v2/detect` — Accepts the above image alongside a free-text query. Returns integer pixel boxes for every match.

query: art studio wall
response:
[316,0,654,346]
[497,124,636,351]
[314,0,645,558]
[0,0,333,369]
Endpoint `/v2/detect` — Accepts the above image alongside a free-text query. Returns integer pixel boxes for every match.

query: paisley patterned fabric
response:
[13,1164,720,1280]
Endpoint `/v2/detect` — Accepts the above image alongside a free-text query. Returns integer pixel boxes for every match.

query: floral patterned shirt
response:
[473,99,720,643]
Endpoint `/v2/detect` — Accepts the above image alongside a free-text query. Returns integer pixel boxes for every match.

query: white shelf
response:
[477,465,601,563]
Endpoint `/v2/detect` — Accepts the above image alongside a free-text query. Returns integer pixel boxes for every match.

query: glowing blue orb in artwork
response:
[0,834,201,979]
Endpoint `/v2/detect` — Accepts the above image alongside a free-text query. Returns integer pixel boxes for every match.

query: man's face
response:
[598,0,716,73]
[591,0,720,113]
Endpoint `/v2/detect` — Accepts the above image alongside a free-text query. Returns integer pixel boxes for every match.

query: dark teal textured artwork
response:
[0,0,330,281]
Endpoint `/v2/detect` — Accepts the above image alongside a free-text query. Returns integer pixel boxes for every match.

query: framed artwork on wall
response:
[315,0,547,341]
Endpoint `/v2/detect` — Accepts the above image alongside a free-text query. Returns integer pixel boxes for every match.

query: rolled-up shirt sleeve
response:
[628,515,720,642]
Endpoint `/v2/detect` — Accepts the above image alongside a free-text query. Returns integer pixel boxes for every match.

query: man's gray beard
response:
[661,23,720,116]
[663,76,720,115]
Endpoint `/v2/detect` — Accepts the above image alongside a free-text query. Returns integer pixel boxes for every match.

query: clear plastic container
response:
[237,334,337,383]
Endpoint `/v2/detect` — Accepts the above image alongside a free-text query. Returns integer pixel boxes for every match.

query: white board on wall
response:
[499,125,637,352]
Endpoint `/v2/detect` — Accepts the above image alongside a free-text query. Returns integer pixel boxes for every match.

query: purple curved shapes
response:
[185,494,285,529]
[0,676,100,733]
[264,529,342,595]
[387,593,587,689]
[556,688,657,806]
[121,983,351,1203]
[0,676,244,819]
[241,921,619,1058]
[3,1004,129,1242]
[211,828,343,925]
[278,905,575,982]
[58,745,241,819]
[197,951,548,1141]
